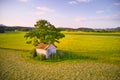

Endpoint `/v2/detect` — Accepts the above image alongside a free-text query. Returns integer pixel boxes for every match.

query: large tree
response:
[24,20,65,46]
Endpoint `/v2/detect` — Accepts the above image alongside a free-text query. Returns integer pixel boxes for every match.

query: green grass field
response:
[0,31,120,80]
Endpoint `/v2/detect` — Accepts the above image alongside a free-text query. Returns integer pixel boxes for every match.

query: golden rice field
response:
[0,31,120,80]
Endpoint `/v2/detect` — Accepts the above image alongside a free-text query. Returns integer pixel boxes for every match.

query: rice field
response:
[0,49,120,80]
[0,31,120,80]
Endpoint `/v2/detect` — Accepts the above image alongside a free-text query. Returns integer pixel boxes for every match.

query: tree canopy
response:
[24,20,65,46]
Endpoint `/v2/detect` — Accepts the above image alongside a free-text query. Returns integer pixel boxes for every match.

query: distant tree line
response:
[0,24,120,33]
[58,27,120,32]
[0,24,34,33]
[58,27,95,32]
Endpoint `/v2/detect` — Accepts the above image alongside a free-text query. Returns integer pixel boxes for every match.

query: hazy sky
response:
[0,0,120,28]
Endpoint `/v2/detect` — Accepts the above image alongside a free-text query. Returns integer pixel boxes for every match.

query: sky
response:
[0,0,120,28]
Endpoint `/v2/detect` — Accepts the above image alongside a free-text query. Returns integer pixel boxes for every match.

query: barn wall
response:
[47,44,56,53]
[36,49,46,55]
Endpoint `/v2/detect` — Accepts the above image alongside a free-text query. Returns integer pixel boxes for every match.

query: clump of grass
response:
[30,48,37,58]
[35,54,46,61]
[48,53,61,61]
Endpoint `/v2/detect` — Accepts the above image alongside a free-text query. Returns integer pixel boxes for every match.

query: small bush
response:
[35,54,46,61]
[30,48,37,58]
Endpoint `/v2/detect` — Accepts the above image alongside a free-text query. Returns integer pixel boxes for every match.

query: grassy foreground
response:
[0,31,120,80]
[0,49,120,80]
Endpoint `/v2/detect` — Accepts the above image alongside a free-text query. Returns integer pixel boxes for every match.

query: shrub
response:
[35,54,46,61]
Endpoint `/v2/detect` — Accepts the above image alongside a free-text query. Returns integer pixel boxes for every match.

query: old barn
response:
[36,43,56,58]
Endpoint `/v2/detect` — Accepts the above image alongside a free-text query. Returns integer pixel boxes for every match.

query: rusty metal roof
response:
[36,43,50,50]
